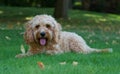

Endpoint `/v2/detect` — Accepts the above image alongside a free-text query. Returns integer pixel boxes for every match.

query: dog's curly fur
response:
[16,15,112,58]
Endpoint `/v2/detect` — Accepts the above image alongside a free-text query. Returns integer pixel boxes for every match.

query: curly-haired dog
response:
[16,15,112,58]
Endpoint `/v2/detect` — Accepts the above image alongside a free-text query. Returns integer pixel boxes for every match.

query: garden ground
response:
[0,7,120,74]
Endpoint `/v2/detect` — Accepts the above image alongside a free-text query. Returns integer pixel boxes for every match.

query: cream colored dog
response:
[16,15,112,58]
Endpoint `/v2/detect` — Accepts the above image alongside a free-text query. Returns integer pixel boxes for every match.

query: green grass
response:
[0,7,120,74]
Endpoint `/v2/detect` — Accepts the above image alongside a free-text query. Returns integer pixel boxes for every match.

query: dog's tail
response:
[89,48,113,53]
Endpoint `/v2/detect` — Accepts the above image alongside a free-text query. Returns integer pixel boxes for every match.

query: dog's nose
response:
[40,32,45,37]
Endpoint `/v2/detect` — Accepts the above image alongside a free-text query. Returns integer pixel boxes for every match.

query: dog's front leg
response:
[15,51,33,58]
[15,46,42,58]
[15,49,43,58]
[46,44,63,55]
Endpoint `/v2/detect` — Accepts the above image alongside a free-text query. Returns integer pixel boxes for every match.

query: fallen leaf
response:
[112,40,118,44]
[7,24,14,29]
[99,18,107,22]
[20,32,24,35]
[72,61,78,66]
[25,16,33,20]
[37,62,45,69]
[89,40,93,43]
[0,27,5,30]
[59,62,66,65]
[118,30,120,34]
[105,42,109,45]
[65,25,71,28]
[116,37,120,40]
[20,44,25,54]
[5,36,11,40]
[17,21,21,25]
[104,26,111,31]
[0,10,3,14]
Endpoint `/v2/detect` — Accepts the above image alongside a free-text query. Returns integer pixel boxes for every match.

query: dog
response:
[16,15,112,58]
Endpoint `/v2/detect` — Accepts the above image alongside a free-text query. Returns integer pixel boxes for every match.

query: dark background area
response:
[0,0,120,14]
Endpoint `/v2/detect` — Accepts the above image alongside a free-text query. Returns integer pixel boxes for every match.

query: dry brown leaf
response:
[104,26,111,31]
[20,44,25,54]
[37,62,45,69]
[7,24,14,29]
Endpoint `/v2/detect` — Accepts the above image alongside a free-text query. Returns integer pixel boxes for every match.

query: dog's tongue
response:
[40,38,46,46]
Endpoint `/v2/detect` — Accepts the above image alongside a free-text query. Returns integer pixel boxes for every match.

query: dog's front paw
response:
[15,54,26,58]
[46,50,54,55]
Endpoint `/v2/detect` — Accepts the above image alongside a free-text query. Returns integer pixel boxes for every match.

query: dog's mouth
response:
[39,38,47,46]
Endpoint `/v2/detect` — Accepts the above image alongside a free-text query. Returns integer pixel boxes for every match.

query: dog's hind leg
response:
[69,33,113,54]
[87,48,113,54]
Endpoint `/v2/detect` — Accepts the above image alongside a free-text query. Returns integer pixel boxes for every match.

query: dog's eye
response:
[35,25,40,29]
[46,24,51,28]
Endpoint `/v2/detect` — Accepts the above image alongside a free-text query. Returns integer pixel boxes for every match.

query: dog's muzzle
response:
[40,32,45,37]
[39,32,47,46]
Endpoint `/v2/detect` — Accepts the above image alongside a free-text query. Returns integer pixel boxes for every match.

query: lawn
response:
[0,7,120,74]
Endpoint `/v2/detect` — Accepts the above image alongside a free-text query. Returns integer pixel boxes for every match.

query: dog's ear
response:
[52,22,62,44]
[24,22,34,44]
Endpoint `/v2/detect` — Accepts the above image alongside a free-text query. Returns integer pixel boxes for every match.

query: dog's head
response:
[24,15,61,46]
